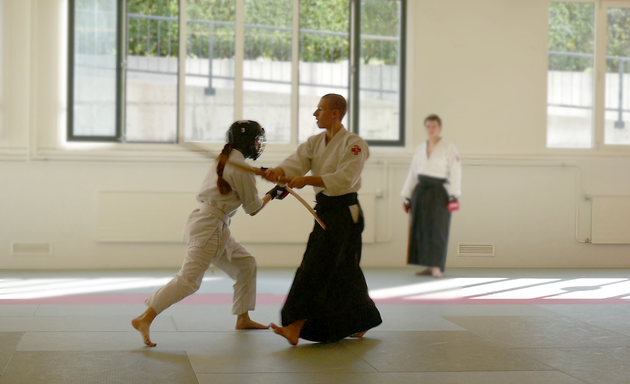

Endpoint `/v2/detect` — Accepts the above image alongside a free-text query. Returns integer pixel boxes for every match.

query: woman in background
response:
[401,115,461,278]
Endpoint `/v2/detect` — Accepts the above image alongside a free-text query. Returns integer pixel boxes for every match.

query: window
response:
[184,0,236,142]
[68,0,407,146]
[547,1,630,149]
[547,2,595,148]
[603,6,630,145]
[357,0,404,145]
[69,0,120,141]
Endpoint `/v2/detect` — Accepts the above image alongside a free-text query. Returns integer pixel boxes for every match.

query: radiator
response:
[97,191,376,243]
[591,196,630,244]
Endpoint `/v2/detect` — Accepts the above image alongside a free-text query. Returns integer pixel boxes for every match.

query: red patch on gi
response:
[456,155,460,162]
[351,145,362,155]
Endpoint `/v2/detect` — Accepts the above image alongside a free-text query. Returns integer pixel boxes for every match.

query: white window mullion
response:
[234,0,245,120]
[177,0,187,144]
[593,1,608,149]
[291,0,300,145]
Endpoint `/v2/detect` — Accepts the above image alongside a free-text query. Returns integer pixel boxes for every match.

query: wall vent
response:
[11,242,53,256]
[457,243,495,257]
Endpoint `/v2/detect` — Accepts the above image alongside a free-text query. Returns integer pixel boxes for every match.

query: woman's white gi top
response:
[183,149,263,248]
[400,139,461,199]
[277,127,369,197]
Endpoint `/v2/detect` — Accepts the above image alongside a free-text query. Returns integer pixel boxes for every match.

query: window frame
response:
[546,0,630,152]
[67,0,407,147]
[352,0,407,147]
[67,0,125,142]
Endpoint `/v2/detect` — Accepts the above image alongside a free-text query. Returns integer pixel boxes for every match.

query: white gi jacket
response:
[401,139,461,199]
[277,127,369,196]
[183,150,263,248]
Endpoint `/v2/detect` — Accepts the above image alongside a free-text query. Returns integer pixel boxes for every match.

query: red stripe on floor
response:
[1,294,630,305]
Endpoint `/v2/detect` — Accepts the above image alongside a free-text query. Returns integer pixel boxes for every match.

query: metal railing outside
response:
[549,51,630,128]
[122,13,399,97]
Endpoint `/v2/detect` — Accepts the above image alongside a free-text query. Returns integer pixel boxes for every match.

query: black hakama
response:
[281,193,382,343]
[408,175,452,272]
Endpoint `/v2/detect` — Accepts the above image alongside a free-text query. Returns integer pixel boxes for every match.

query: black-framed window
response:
[68,0,406,146]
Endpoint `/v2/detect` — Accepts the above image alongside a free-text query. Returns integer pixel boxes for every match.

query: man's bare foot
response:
[415,269,431,276]
[431,267,443,278]
[350,331,367,338]
[236,312,270,330]
[271,320,306,346]
[131,307,157,347]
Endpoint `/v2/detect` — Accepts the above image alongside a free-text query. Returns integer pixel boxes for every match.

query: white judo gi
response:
[401,139,461,199]
[279,126,367,222]
[146,150,263,316]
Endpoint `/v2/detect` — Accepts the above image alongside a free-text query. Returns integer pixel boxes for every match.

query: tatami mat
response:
[0,333,23,377]
[0,350,198,384]
[3,268,630,383]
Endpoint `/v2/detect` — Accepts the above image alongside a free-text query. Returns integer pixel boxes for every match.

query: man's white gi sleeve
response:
[277,140,313,178]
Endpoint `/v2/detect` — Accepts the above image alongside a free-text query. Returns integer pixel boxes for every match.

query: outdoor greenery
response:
[549,2,630,73]
[77,0,400,64]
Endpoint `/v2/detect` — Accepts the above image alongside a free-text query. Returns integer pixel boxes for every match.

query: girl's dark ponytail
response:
[216,143,233,195]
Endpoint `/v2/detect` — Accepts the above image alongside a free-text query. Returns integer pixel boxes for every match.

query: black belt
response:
[418,175,447,186]
[315,192,359,212]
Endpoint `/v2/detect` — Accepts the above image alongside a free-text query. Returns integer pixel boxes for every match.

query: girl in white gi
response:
[132,120,273,347]
[401,114,461,278]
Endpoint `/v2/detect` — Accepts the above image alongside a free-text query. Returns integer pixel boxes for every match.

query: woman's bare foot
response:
[270,320,306,346]
[415,269,432,276]
[131,307,157,347]
[350,331,367,338]
[236,312,270,330]
[431,267,443,278]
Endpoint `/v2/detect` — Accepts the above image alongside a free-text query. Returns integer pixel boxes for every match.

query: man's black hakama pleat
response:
[408,175,451,272]
[280,193,382,343]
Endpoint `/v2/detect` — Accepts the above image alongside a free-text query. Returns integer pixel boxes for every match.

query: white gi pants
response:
[145,217,257,316]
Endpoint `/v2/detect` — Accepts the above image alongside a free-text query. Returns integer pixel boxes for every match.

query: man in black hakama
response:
[263,94,382,345]
[281,193,382,343]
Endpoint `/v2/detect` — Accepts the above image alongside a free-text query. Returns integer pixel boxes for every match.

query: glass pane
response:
[243,0,292,144]
[72,0,118,138]
[126,0,178,142]
[185,0,235,142]
[547,2,595,148]
[299,0,349,143]
[359,0,401,142]
[604,7,630,145]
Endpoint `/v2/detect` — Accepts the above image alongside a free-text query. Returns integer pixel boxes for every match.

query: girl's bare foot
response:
[236,312,270,330]
[431,267,443,278]
[350,331,367,338]
[131,307,157,347]
[271,320,306,346]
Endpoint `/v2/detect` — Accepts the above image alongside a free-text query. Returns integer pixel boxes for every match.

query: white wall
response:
[1,0,630,270]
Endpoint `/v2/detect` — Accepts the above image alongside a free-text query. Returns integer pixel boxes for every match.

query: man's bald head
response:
[321,94,347,120]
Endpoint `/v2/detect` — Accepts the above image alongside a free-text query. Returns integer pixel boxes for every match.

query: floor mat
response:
[0,350,198,384]
[0,333,23,375]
